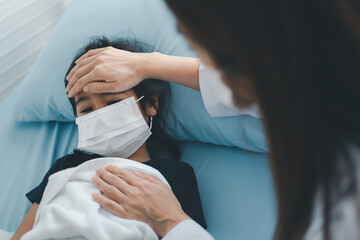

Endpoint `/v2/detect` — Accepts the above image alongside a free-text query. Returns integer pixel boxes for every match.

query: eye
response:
[80,107,93,114]
[107,99,121,106]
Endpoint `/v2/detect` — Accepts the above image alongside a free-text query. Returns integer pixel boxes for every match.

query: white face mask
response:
[75,96,152,158]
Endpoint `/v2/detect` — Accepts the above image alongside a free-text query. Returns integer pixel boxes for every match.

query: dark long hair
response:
[165,0,360,239]
[64,37,180,161]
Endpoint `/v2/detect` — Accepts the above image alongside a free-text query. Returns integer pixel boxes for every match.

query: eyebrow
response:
[75,96,90,105]
[75,92,126,105]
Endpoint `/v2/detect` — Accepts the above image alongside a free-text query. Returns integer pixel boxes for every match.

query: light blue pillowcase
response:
[180,142,276,239]
[13,0,267,152]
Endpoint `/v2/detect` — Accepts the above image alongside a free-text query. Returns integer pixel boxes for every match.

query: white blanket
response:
[0,230,13,240]
[21,157,170,240]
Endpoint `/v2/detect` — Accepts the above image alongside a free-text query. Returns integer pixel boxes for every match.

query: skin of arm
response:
[11,203,39,240]
[141,52,201,91]
[65,48,201,98]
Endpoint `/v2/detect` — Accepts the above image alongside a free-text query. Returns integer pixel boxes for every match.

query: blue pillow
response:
[180,142,276,239]
[13,0,267,152]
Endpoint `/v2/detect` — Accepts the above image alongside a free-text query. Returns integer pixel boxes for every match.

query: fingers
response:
[75,48,107,65]
[105,165,143,186]
[66,48,108,96]
[94,168,133,195]
[91,173,127,202]
[67,69,105,97]
[66,59,97,93]
[134,171,163,184]
[83,82,120,94]
[92,192,127,218]
[66,55,97,85]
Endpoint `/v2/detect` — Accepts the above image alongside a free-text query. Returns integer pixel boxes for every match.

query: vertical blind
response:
[0,0,71,104]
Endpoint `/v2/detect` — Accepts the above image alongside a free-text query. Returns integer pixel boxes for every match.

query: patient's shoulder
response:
[145,157,196,182]
[169,161,196,179]
[67,149,102,160]
[52,150,103,171]
[146,156,192,169]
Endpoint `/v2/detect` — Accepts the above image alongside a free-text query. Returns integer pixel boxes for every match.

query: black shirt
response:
[26,150,207,228]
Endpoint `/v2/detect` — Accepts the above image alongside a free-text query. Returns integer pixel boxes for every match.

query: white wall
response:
[0,0,71,104]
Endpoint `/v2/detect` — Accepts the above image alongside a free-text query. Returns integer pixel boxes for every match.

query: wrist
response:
[137,52,201,90]
[138,52,163,80]
[157,212,190,238]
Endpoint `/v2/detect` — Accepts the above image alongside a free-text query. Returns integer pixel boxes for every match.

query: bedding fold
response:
[0,230,13,240]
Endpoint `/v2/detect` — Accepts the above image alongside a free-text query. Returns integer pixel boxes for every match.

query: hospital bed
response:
[0,0,276,239]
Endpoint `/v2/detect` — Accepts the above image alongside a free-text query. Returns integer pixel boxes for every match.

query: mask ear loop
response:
[137,96,152,130]
[135,96,152,130]
[135,96,144,102]
[149,116,153,130]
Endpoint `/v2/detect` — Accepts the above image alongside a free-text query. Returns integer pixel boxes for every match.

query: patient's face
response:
[74,90,145,118]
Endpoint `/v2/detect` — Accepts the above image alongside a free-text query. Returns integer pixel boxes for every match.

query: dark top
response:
[26,150,207,228]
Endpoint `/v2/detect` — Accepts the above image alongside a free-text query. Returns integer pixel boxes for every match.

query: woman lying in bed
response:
[12,37,206,240]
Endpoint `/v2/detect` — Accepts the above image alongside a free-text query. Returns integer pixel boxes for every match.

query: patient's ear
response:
[145,96,159,117]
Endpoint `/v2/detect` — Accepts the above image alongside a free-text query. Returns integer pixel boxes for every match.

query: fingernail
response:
[75,60,79,64]
[91,176,97,182]
[95,168,102,175]
[105,165,113,171]
[92,193,99,200]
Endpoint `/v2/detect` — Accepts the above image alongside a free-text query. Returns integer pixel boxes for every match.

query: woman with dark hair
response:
[66,1,360,239]
[11,37,206,240]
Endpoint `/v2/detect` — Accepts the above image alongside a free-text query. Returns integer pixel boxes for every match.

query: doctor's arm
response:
[65,48,260,118]
[11,203,39,240]
[66,49,201,97]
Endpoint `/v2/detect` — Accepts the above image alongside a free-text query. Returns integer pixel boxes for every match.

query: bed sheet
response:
[0,84,78,232]
[179,142,276,239]
[0,84,276,239]
[0,0,72,104]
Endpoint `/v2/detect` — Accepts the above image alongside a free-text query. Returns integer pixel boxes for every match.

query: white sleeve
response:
[162,219,215,240]
[304,148,360,240]
[0,230,14,240]
[304,195,360,240]
[199,63,261,118]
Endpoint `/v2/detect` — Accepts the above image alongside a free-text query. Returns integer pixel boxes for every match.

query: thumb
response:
[84,82,119,94]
